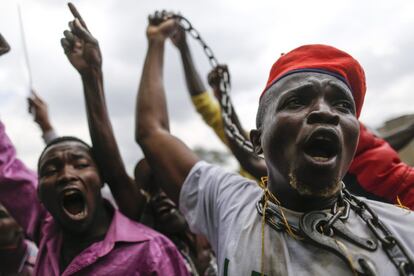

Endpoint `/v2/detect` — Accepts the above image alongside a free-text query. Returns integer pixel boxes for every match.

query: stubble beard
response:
[288,167,341,198]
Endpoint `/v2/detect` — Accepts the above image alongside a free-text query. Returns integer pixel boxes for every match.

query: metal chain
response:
[257,186,414,276]
[342,189,414,276]
[167,13,413,275]
[173,14,255,153]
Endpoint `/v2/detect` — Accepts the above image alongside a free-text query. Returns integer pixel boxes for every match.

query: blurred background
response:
[2,0,414,173]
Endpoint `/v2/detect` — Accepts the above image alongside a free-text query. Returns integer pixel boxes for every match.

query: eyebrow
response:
[39,151,90,168]
[326,80,353,99]
[70,152,91,159]
[279,83,315,97]
[39,157,60,171]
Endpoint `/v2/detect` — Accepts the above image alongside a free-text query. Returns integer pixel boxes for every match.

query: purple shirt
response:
[0,121,190,275]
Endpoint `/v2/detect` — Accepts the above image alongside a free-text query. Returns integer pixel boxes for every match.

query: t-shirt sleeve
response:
[179,161,259,251]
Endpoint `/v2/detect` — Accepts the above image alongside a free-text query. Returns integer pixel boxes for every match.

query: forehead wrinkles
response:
[39,143,91,167]
[261,73,353,132]
[269,72,351,96]
[325,79,353,99]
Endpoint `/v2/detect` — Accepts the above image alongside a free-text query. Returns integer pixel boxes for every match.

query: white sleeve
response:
[42,129,59,144]
[179,161,259,251]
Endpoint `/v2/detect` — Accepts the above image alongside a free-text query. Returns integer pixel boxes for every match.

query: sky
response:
[1,0,414,174]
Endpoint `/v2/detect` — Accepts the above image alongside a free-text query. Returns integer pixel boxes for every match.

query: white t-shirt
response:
[179,161,414,276]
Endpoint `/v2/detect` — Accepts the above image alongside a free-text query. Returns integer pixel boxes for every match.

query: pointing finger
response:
[68,2,88,30]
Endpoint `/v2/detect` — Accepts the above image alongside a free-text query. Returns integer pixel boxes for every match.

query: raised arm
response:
[60,3,145,219]
[207,66,267,179]
[28,91,59,144]
[171,26,206,96]
[135,12,199,204]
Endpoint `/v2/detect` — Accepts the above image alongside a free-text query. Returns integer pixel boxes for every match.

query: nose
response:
[306,101,340,126]
[57,165,77,186]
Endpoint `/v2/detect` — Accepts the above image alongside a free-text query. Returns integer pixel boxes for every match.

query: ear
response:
[250,129,263,155]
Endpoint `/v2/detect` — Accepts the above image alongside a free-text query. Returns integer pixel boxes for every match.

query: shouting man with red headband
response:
[136,13,414,275]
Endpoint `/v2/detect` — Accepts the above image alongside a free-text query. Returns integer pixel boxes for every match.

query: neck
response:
[267,173,339,212]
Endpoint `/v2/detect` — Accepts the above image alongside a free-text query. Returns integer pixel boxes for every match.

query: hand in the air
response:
[146,11,178,42]
[27,91,52,132]
[208,64,228,100]
[170,25,187,49]
[60,3,101,74]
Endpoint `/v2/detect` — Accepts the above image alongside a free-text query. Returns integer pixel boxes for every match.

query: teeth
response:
[64,190,78,196]
[313,156,329,161]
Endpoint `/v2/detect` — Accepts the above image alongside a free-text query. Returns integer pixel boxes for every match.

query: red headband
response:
[261,44,366,118]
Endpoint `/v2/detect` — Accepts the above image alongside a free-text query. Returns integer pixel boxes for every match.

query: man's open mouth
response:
[61,188,88,221]
[303,129,340,163]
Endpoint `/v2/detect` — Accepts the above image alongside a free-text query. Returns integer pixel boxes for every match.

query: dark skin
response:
[171,25,206,96]
[135,158,212,275]
[136,14,199,205]
[208,65,268,179]
[0,203,23,249]
[171,26,268,179]
[134,158,189,234]
[0,204,26,274]
[207,65,413,180]
[60,3,145,220]
[38,141,111,271]
[136,14,360,212]
[0,34,31,274]
[28,90,55,134]
[251,73,360,211]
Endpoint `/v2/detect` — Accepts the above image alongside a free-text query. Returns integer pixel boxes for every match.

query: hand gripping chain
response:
[169,13,414,275]
[172,14,255,153]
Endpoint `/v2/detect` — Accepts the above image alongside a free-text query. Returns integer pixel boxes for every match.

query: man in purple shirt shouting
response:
[0,4,189,275]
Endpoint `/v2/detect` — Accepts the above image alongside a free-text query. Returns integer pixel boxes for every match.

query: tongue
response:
[306,146,329,158]
[305,139,333,159]
[63,193,84,215]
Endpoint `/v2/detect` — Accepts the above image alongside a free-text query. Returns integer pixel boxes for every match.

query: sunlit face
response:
[258,72,360,197]
[38,141,103,233]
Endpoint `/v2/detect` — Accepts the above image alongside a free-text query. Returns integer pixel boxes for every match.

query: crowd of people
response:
[1,3,414,275]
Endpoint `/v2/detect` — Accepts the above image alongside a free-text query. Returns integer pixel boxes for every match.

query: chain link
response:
[343,189,414,275]
[257,186,414,275]
[165,15,414,272]
[173,14,255,153]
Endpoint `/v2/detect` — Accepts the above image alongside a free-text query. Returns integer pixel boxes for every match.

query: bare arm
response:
[381,122,414,151]
[208,66,268,179]
[27,91,58,144]
[171,27,206,96]
[61,3,145,219]
[135,13,199,204]
[27,91,53,134]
